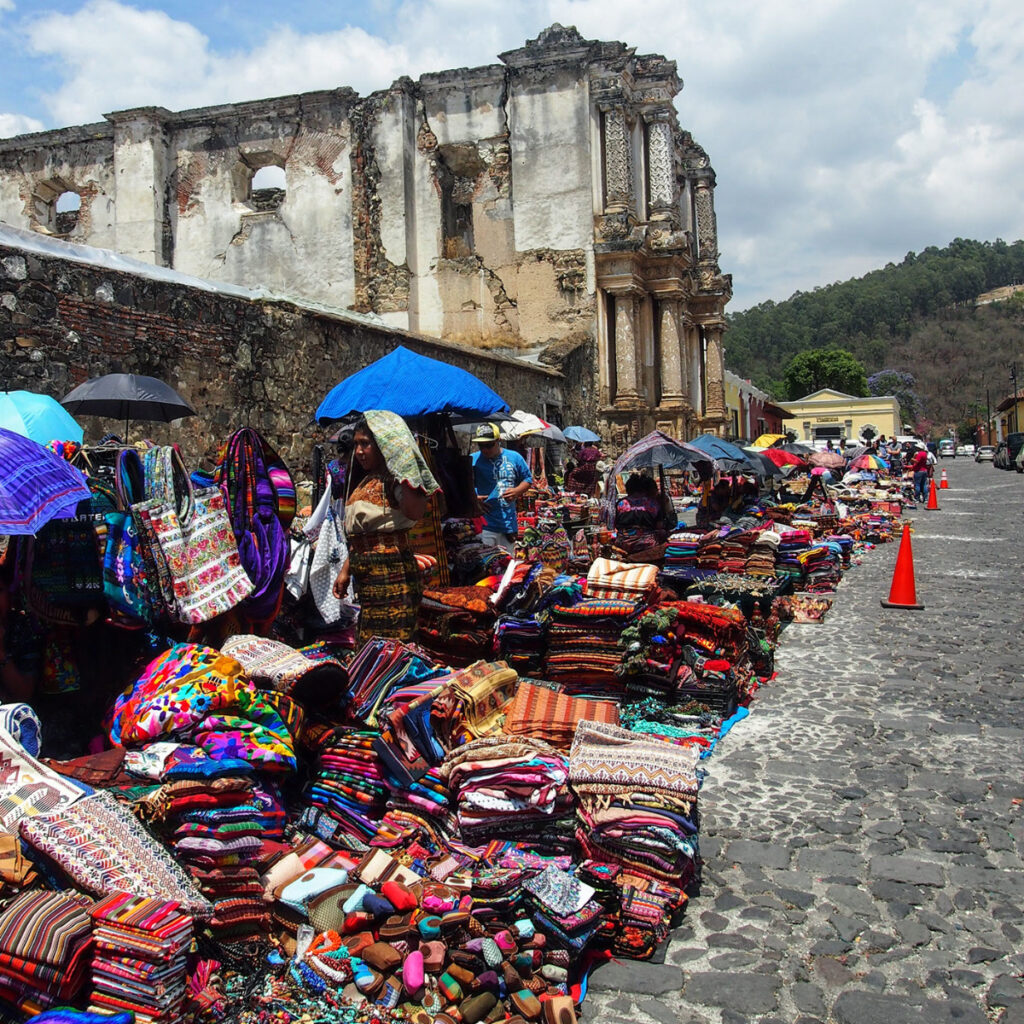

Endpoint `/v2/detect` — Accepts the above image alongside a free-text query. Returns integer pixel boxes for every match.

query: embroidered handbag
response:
[147,486,254,624]
[102,509,154,624]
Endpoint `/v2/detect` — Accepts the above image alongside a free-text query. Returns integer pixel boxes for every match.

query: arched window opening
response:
[55,190,81,234]
[250,164,286,212]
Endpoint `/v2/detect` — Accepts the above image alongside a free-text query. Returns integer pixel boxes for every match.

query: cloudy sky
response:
[1,0,1021,310]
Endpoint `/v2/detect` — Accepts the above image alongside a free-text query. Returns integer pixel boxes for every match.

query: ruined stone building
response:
[0,24,731,443]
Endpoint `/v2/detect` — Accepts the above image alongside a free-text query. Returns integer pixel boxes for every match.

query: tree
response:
[867,369,921,425]
[783,348,869,399]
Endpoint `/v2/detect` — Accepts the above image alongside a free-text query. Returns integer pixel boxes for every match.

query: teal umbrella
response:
[0,390,83,445]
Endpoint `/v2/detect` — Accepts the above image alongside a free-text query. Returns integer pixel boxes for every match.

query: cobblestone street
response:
[587,458,1024,1024]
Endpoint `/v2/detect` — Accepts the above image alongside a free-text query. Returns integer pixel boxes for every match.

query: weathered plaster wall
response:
[0,238,572,473]
[0,127,117,251]
[0,24,732,446]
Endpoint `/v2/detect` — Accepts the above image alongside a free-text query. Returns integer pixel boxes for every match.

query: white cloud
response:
[0,0,15,12]
[0,112,43,137]
[1,0,1021,308]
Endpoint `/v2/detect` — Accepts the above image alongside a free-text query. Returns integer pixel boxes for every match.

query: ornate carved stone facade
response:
[0,24,730,445]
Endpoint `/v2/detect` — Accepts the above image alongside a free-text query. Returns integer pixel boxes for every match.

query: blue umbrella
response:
[688,433,760,472]
[0,390,83,445]
[564,425,601,443]
[315,346,510,423]
[0,428,91,534]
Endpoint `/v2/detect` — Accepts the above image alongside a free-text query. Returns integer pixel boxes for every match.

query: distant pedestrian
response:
[910,447,929,502]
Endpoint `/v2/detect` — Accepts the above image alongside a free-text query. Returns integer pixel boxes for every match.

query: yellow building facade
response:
[781,389,901,444]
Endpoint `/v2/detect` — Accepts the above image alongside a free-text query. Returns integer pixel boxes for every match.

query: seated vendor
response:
[615,474,668,552]
[0,566,37,705]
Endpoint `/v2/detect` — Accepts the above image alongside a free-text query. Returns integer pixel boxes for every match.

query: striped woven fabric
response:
[504,679,619,749]
[584,558,658,602]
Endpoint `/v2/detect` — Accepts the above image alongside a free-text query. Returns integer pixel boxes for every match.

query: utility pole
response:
[986,386,991,445]
[1012,363,1019,434]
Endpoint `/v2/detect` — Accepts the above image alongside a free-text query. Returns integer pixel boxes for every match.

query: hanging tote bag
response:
[147,486,254,625]
[102,510,154,625]
[215,429,290,624]
[307,501,353,625]
[284,534,313,601]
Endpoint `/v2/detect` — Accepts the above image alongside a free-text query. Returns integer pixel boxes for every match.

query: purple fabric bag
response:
[217,428,290,623]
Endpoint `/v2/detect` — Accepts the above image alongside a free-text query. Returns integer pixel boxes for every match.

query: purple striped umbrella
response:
[0,428,90,535]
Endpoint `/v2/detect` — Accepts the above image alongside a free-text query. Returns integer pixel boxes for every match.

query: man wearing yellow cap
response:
[471,424,531,554]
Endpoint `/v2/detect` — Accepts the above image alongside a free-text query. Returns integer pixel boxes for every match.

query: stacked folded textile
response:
[19,790,212,920]
[440,736,574,851]
[302,729,388,850]
[417,586,498,666]
[372,766,458,852]
[664,530,703,569]
[503,678,620,750]
[825,533,855,567]
[89,893,192,1023]
[745,530,780,576]
[773,526,815,587]
[523,864,605,951]
[797,542,844,593]
[570,720,701,887]
[151,777,278,941]
[345,637,443,727]
[373,676,448,786]
[494,613,546,673]
[545,599,642,697]
[583,558,658,604]
[719,528,757,574]
[0,890,94,1015]
[695,529,723,571]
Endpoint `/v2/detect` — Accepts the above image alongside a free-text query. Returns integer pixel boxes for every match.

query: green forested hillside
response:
[726,239,1024,430]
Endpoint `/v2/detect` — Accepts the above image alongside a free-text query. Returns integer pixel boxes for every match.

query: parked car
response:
[938,440,956,458]
[975,445,996,462]
[955,445,966,456]
[994,441,1010,469]
[963,444,975,456]
[1006,432,1024,470]
[1016,444,1024,474]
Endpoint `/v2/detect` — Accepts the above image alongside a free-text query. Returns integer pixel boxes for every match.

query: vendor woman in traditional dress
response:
[332,410,439,639]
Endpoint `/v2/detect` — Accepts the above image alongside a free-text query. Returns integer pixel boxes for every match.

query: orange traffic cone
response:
[926,478,940,510]
[940,469,949,489]
[881,522,924,610]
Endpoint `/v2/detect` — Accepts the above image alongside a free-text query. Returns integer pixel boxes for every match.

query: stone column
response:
[602,107,634,214]
[644,112,676,223]
[657,297,685,406]
[703,319,727,428]
[611,289,642,406]
[692,174,718,263]
[106,107,170,266]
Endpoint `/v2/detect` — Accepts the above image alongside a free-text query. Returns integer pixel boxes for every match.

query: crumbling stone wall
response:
[0,238,573,473]
[0,24,732,442]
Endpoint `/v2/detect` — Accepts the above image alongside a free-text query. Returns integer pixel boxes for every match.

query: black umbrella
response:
[779,441,814,455]
[62,373,196,440]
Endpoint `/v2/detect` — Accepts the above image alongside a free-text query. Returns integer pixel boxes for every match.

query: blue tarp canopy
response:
[315,346,511,423]
[688,433,760,472]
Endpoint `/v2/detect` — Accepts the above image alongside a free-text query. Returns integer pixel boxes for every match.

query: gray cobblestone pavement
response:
[585,459,1024,1024]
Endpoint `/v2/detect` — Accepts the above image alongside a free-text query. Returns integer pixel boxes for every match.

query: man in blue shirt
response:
[471,423,531,553]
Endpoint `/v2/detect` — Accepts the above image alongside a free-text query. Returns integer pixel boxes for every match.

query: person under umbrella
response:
[331,411,439,641]
[564,443,604,496]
